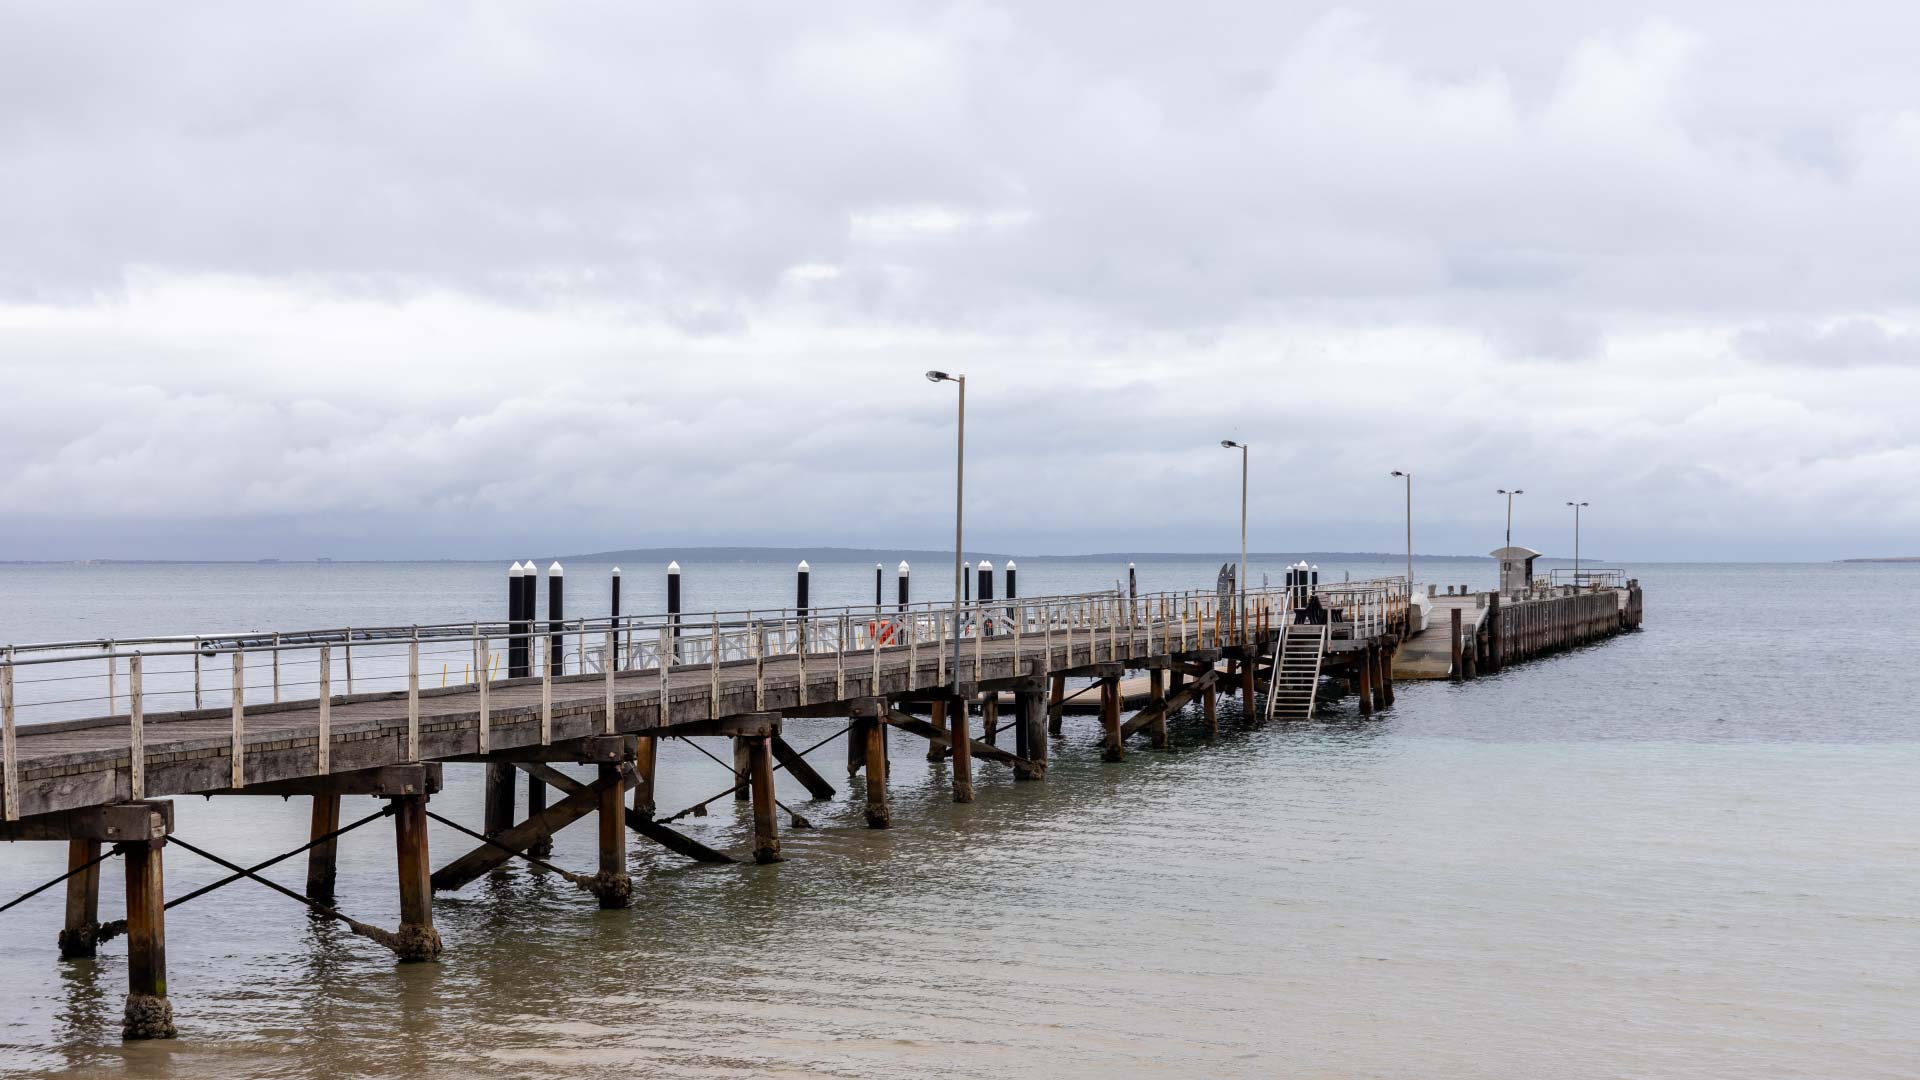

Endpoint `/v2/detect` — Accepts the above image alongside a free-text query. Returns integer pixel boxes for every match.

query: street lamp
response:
[927,371,965,688]
[1221,440,1247,634]
[1566,501,1589,585]
[1390,470,1411,598]
[1496,488,1524,551]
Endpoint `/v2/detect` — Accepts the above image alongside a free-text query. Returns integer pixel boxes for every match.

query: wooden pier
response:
[0,571,1641,1039]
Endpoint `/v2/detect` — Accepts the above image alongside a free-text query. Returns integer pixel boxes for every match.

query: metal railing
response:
[0,577,1408,820]
[1546,568,1625,591]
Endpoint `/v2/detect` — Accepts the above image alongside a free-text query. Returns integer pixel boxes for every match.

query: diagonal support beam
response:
[518,762,735,865]
[885,708,1032,770]
[771,735,836,800]
[432,769,616,891]
[1120,670,1215,739]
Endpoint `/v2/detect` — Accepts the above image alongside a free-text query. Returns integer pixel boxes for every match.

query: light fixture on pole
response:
[1221,440,1248,631]
[1566,501,1589,585]
[927,371,966,689]
[1496,488,1524,551]
[1390,470,1412,599]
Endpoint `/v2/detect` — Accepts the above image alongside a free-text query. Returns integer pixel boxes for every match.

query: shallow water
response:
[1,558,1915,1078]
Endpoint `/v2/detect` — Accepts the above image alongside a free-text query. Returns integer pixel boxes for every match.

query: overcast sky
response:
[3,2,1917,562]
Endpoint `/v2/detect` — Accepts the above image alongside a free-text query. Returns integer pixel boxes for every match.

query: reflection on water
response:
[3,560,1918,1078]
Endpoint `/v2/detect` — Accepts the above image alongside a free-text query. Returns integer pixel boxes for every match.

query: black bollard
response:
[977,560,994,635]
[1005,558,1017,627]
[519,560,537,675]
[874,563,883,608]
[796,560,810,648]
[897,561,910,612]
[611,566,622,671]
[507,562,526,678]
[1127,562,1135,599]
[548,561,564,676]
[667,561,681,662]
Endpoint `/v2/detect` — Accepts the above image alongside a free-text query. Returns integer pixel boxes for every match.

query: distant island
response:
[1842,556,1920,563]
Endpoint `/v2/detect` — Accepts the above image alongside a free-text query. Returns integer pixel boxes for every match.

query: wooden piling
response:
[484,763,516,836]
[306,793,341,903]
[863,710,890,829]
[595,762,631,908]
[391,794,441,962]
[1148,667,1170,751]
[1240,656,1256,710]
[1380,644,1396,706]
[980,695,999,747]
[748,735,781,863]
[632,735,658,818]
[1100,677,1124,762]
[526,776,552,858]
[1014,688,1047,780]
[1369,645,1386,711]
[927,700,949,762]
[736,736,755,800]
[1201,674,1217,738]
[1449,607,1463,683]
[1048,674,1066,736]
[121,837,174,1039]
[58,839,101,959]
[1356,649,1375,717]
[950,695,975,803]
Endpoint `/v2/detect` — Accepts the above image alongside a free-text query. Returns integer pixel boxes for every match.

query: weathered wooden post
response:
[1015,685,1048,780]
[1450,607,1463,683]
[307,793,342,901]
[748,733,781,863]
[980,692,999,747]
[1356,647,1375,717]
[122,836,173,1038]
[1100,677,1124,762]
[633,733,658,819]
[1381,643,1396,706]
[594,759,631,908]
[1148,667,1170,750]
[1202,673,1217,738]
[927,699,948,761]
[392,793,440,962]
[58,840,102,959]
[1048,674,1066,736]
[862,700,891,828]
[950,694,975,803]
[737,735,755,800]
[1487,591,1502,672]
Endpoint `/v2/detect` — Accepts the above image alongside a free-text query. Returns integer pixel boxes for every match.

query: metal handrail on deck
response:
[0,577,1412,820]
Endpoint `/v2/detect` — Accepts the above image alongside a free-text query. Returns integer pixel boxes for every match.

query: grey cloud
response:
[1735,319,1920,368]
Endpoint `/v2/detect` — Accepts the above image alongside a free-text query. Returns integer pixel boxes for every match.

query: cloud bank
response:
[2,2,1917,560]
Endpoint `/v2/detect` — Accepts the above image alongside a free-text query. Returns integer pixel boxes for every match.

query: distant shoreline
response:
[1841,556,1920,563]
[2,546,1503,566]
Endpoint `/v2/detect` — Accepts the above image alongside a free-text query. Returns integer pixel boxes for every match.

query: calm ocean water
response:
[1,557,1915,1078]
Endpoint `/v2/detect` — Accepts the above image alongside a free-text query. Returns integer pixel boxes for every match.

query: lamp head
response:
[925,370,953,383]
[1391,470,1406,477]
[1221,439,1241,449]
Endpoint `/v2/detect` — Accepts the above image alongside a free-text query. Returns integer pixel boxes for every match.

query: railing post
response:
[108,641,118,715]
[270,633,280,703]
[604,630,617,734]
[710,613,721,719]
[657,621,670,723]
[3,646,18,821]
[407,633,420,760]
[543,621,555,743]
[318,645,331,772]
[128,652,144,801]
[476,624,491,754]
[230,650,245,788]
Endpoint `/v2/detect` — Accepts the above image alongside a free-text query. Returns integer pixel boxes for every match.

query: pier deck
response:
[1,573,1641,1041]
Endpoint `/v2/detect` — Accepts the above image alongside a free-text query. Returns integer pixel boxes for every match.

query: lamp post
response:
[1566,501,1588,585]
[1496,488,1524,550]
[927,371,965,688]
[1221,440,1248,630]
[1390,470,1411,597]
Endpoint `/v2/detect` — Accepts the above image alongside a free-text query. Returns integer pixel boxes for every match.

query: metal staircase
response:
[1265,622,1329,722]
